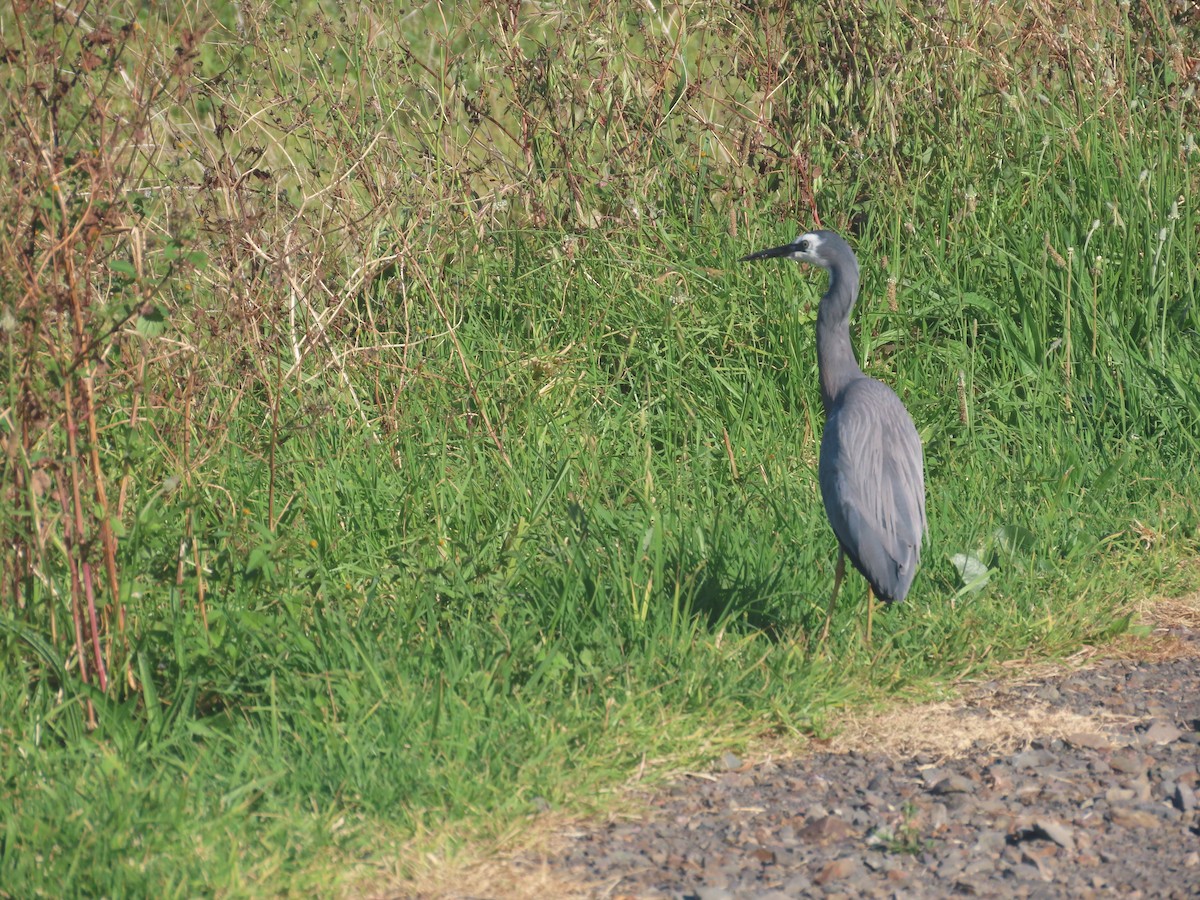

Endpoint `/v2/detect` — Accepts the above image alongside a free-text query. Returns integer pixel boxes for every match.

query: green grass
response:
[2,1,1200,895]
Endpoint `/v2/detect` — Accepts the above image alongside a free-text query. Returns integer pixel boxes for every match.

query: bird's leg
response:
[869,588,876,646]
[819,548,846,644]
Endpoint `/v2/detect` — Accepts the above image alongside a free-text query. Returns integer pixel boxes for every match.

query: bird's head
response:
[739,229,854,274]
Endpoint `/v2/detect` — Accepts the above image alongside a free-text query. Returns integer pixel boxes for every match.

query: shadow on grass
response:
[657,546,806,642]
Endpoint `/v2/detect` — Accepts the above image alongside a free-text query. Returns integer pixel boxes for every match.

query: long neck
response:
[815,265,864,414]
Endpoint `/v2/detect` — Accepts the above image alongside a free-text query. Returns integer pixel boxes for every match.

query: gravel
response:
[545,625,1200,898]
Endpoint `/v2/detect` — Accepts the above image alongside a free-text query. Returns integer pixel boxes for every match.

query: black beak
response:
[739,243,796,262]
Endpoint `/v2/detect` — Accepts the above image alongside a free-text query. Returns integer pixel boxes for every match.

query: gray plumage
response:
[741,229,926,638]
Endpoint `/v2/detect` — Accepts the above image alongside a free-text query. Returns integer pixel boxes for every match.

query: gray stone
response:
[798,815,854,844]
[1109,807,1162,829]
[952,877,988,895]
[1106,786,1137,804]
[1110,753,1147,775]
[1013,749,1056,769]
[1066,732,1112,750]
[1034,817,1075,850]
[1007,862,1048,882]
[962,857,996,877]
[1142,721,1183,745]
[931,774,977,795]
[974,830,1009,855]
[1174,782,1197,812]
[719,751,742,771]
[921,767,950,788]
[1129,776,1153,801]
[814,856,860,885]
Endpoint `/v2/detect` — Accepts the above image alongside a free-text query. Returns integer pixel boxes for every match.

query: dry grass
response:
[1039,589,1200,667]
[1133,590,1200,643]
[356,813,598,900]
[826,697,1133,761]
[378,858,595,900]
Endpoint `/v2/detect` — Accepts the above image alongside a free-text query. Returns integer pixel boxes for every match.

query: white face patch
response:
[797,232,822,253]
[789,231,825,266]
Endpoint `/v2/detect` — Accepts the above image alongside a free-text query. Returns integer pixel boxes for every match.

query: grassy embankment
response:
[2,2,1198,894]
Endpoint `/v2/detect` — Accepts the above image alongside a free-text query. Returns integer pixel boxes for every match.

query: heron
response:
[741,229,926,644]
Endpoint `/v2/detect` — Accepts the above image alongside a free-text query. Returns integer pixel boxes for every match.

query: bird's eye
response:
[798,240,809,252]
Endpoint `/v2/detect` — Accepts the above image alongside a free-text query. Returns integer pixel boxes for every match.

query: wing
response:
[818,378,926,602]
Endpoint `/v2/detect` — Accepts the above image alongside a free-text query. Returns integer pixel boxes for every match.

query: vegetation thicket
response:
[2,1,1198,894]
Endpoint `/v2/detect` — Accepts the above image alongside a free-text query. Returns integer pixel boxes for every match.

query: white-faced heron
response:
[741,229,927,643]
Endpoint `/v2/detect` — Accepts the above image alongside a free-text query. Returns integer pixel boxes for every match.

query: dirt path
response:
[394,594,1200,899]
